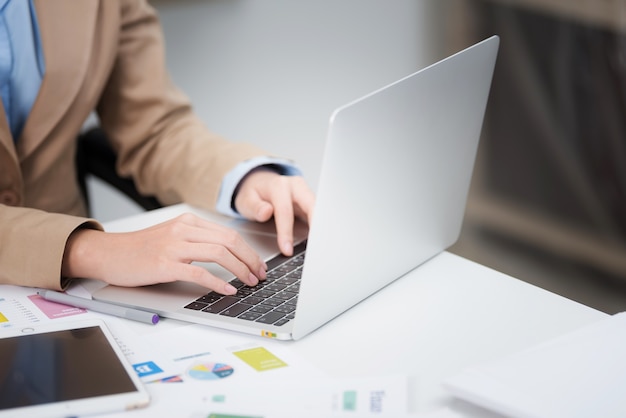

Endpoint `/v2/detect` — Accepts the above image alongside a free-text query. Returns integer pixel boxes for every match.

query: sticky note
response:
[232,346,287,371]
[343,390,357,411]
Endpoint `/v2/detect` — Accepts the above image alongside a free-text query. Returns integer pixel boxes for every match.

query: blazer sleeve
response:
[0,204,103,290]
[96,0,268,210]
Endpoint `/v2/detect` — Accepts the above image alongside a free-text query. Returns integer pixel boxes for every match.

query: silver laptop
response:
[93,36,499,340]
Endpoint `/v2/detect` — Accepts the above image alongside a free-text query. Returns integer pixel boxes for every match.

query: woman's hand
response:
[62,213,267,295]
[233,169,315,256]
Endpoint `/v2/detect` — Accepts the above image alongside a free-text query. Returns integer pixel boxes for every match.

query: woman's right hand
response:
[61,213,267,295]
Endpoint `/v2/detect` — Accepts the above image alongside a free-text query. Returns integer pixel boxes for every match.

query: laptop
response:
[93,36,499,340]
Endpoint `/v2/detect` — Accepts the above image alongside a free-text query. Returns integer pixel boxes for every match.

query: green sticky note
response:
[211,394,226,403]
[233,347,287,371]
[343,390,357,411]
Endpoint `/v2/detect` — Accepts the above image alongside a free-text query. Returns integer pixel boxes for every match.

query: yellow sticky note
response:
[0,312,7,323]
[233,347,287,371]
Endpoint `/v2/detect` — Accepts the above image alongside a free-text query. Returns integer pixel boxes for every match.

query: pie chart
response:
[187,362,234,380]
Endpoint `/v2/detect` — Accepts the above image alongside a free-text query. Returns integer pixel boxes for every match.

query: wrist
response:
[61,227,106,281]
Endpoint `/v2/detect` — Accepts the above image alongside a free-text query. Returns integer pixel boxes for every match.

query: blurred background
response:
[87,0,626,313]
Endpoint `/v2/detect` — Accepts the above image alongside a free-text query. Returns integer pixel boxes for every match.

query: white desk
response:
[99,203,608,416]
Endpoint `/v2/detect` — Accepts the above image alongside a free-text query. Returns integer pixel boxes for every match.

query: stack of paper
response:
[445,312,626,418]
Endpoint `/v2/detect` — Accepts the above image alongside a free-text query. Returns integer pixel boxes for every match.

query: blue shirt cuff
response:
[216,156,302,218]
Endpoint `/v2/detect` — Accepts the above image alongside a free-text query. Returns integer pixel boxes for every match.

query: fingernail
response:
[258,266,267,280]
[281,240,293,255]
[224,283,237,295]
[248,273,259,286]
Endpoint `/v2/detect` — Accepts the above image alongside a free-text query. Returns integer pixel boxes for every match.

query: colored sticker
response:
[211,394,226,403]
[343,390,357,411]
[148,375,184,384]
[28,295,86,319]
[188,362,234,380]
[134,361,163,378]
[232,346,287,372]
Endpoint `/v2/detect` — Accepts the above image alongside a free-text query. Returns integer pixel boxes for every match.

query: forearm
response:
[0,205,102,290]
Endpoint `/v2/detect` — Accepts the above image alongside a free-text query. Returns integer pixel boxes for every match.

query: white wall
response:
[90,0,439,221]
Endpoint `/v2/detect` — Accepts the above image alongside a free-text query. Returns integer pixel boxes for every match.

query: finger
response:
[234,187,274,223]
[290,177,316,224]
[174,241,261,287]
[268,180,296,256]
[172,263,239,295]
[161,214,266,284]
[272,177,315,255]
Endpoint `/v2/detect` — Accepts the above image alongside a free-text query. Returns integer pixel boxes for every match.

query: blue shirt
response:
[0,0,45,141]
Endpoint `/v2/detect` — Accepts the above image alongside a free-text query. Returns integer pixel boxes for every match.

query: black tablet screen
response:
[0,326,137,410]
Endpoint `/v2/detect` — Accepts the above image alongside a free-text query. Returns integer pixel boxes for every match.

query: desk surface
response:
[99,203,608,416]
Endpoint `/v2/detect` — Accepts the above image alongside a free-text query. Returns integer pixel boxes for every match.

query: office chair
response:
[76,128,162,214]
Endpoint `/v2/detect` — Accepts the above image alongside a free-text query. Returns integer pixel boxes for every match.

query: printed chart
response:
[188,362,235,381]
[0,297,41,329]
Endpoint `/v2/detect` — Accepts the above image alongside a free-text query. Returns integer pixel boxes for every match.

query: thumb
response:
[252,201,274,222]
[236,190,274,222]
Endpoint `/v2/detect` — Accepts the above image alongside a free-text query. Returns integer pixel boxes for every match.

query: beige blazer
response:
[0,0,267,289]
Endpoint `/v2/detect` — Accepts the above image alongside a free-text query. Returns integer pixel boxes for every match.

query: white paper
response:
[2,286,411,417]
[445,312,626,418]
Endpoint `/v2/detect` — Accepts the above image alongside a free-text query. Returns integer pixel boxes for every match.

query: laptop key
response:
[261,298,285,308]
[256,311,286,324]
[253,289,275,299]
[273,291,296,301]
[235,288,253,298]
[184,301,208,310]
[196,292,223,304]
[264,283,289,292]
[202,296,238,313]
[274,304,296,314]
[273,318,291,327]
[228,279,246,289]
[242,296,264,305]
[238,311,263,321]
[220,303,252,317]
[266,270,284,280]
[277,276,299,286]
[249,305,273,314]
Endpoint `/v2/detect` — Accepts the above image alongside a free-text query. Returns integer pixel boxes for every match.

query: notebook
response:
[93,36,499,340]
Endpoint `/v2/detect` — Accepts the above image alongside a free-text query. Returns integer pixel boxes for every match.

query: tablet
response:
[0,319,150,417]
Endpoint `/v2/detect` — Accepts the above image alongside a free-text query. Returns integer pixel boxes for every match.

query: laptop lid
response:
[291,36,499,339]
[93,36,499,340]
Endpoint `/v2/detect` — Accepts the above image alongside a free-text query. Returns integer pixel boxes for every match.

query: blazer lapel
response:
[0,100,14,150]
[0,100,19,180]
[17,0,99,158]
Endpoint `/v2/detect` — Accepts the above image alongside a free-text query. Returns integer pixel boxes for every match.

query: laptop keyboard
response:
[183,241,307,327]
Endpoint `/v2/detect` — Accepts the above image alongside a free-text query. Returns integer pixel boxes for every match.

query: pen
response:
[37,290,159,325]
